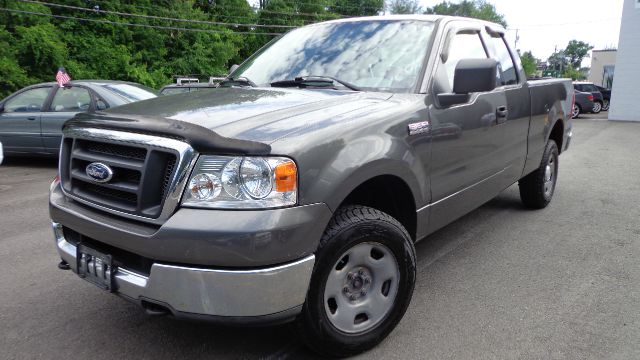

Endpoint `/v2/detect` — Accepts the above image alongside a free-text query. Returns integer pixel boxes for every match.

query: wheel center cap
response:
[342,267,372,301]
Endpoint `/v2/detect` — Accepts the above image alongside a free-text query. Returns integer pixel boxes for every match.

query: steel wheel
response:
[543,155,556,199]
[593,101,602,113]
[571,104,580,119]
[323,242,400,334]
[603,99,610,111]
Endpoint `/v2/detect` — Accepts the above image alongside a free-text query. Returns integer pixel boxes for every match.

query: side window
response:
[484,33,518,86]
[3,87,51,113]
[443,32,488,91]
[50,87,92,112]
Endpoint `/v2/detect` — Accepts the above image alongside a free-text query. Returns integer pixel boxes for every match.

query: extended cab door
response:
[41,85,95,154]
[481,26,532,188]
[426,26,507,232]
[0,86,53,154]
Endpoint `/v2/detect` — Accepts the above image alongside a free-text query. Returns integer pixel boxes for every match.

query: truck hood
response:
[98,87,393,144]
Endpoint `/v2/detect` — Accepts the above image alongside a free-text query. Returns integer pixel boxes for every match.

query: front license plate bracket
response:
[77,244,115,292]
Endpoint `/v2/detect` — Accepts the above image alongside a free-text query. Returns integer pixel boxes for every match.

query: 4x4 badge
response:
[408,121,431,136]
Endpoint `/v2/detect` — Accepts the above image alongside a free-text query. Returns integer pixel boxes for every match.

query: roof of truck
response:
[320,14,506,30]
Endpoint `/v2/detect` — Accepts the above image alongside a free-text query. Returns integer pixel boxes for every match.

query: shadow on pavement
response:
[1,156,58,168]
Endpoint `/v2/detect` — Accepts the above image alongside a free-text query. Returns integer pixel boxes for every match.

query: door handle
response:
[27,116,37,121]
[496,106,508,124]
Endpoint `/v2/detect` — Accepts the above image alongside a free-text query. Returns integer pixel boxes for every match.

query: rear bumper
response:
[53,222,315,322]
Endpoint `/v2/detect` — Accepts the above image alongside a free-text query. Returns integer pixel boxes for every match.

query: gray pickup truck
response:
[49,15,573,357]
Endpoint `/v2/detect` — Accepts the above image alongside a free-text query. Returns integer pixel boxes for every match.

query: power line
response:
[18,0,299,29]
[0,8,285,36]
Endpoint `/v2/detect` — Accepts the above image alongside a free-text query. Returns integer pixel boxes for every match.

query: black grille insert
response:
[61,136,179,219]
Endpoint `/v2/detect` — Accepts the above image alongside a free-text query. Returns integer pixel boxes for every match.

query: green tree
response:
[564,40,594,68]
[519,51,538,78]
[562,66,586,81]
[425,0,507,27]
[331,0,384,16]
[388,0,421,14]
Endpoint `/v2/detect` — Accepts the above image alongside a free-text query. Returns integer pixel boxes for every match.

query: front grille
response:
[60,135,180,219]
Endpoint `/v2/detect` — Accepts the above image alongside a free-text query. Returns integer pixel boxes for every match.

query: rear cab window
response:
[482,31,519,86]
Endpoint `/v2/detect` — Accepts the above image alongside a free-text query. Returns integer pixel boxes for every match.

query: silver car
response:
[0,80,157,157]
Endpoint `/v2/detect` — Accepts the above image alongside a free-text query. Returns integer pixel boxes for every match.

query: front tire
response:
[602,99,610,111]
[571,104,581,119]
[298,205,416,358]
[519,140,559,209]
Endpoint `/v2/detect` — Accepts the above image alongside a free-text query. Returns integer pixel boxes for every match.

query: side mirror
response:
[438,58,498,107]
[229,64,239,75]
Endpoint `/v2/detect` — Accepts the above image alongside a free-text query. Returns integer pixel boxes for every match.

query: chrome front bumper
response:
[52,222,315,320]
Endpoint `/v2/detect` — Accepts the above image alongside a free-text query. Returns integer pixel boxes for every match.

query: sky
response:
[418,0,625,65]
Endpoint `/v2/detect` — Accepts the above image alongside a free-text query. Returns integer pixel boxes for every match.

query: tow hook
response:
[58,260,71,270]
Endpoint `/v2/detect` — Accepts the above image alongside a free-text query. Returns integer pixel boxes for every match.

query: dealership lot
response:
[1,115,639,359]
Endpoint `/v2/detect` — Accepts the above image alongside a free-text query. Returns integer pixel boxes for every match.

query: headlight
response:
[182,155,297,209]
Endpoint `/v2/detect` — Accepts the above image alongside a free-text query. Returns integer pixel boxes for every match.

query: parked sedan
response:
[573,82,604,114]
[572,91,595,119]
[0,80,157,157]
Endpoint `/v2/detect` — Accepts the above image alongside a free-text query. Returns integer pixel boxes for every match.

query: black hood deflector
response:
[64,112,272,155]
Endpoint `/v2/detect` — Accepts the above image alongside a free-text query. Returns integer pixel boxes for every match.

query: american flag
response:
[56,67,71,87]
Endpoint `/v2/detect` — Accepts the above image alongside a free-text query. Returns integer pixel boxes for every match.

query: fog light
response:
[188,173,222,201]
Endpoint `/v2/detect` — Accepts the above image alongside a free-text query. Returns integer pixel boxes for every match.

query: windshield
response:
[103,84,158,102]
[232,20,435,93]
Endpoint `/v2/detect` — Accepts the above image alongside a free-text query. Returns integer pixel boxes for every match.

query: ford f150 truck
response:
[49,15,573,357]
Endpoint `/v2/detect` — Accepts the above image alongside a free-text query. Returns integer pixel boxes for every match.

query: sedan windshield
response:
[232,20,435,93]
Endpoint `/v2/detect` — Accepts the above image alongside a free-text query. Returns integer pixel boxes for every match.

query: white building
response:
[588,50,616,88]
[609,0,640,121]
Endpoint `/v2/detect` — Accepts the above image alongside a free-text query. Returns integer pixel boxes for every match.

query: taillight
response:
[588,95,594,101]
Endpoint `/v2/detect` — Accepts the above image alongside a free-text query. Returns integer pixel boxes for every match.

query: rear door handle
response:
[496,106,508,124]
[27,116,37,121]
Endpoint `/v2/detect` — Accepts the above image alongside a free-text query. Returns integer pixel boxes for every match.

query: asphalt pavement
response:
[1,114,639,359]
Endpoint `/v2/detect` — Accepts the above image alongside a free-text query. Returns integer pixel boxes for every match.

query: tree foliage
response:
[425,0,507,27]
[545,39,594,78]
[388,0,421,14]
[564,40,594,68]
[1,0,387,98]
[519,51,538,78]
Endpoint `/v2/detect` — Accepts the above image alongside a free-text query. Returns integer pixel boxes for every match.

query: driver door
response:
[41,85,94,153]
[0,86,53,154]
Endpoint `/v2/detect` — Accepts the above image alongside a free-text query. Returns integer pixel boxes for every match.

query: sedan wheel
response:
[571,104,580,119]
[603,99,610,111]
[592,101,602,114]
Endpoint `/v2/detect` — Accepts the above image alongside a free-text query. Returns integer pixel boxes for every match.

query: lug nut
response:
[358,269,365,276]
[343,286,350,294]
[363,277,371,284]
[349,294,358,301]
[360,290,367,296]
[347,273,354,281]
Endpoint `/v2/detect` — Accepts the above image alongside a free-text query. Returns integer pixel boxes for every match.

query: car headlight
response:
[182,155,297,209]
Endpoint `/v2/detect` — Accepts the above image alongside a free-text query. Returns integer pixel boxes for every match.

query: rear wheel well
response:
[549,120,564,153]
[339,175,417,241]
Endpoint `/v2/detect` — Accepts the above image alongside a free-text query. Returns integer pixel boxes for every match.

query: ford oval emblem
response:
[86,162,114,183]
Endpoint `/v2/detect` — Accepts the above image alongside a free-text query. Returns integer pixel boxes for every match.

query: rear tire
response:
[602,99,610,111]
[298,205,416,358]
[519,140,559,209]
[592,101,602,114]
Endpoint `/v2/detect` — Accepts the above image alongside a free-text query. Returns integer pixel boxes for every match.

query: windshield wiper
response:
[218,76,257,88]
[270,76,361,91]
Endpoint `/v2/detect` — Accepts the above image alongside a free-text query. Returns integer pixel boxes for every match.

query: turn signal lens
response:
[275,160,297,192]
